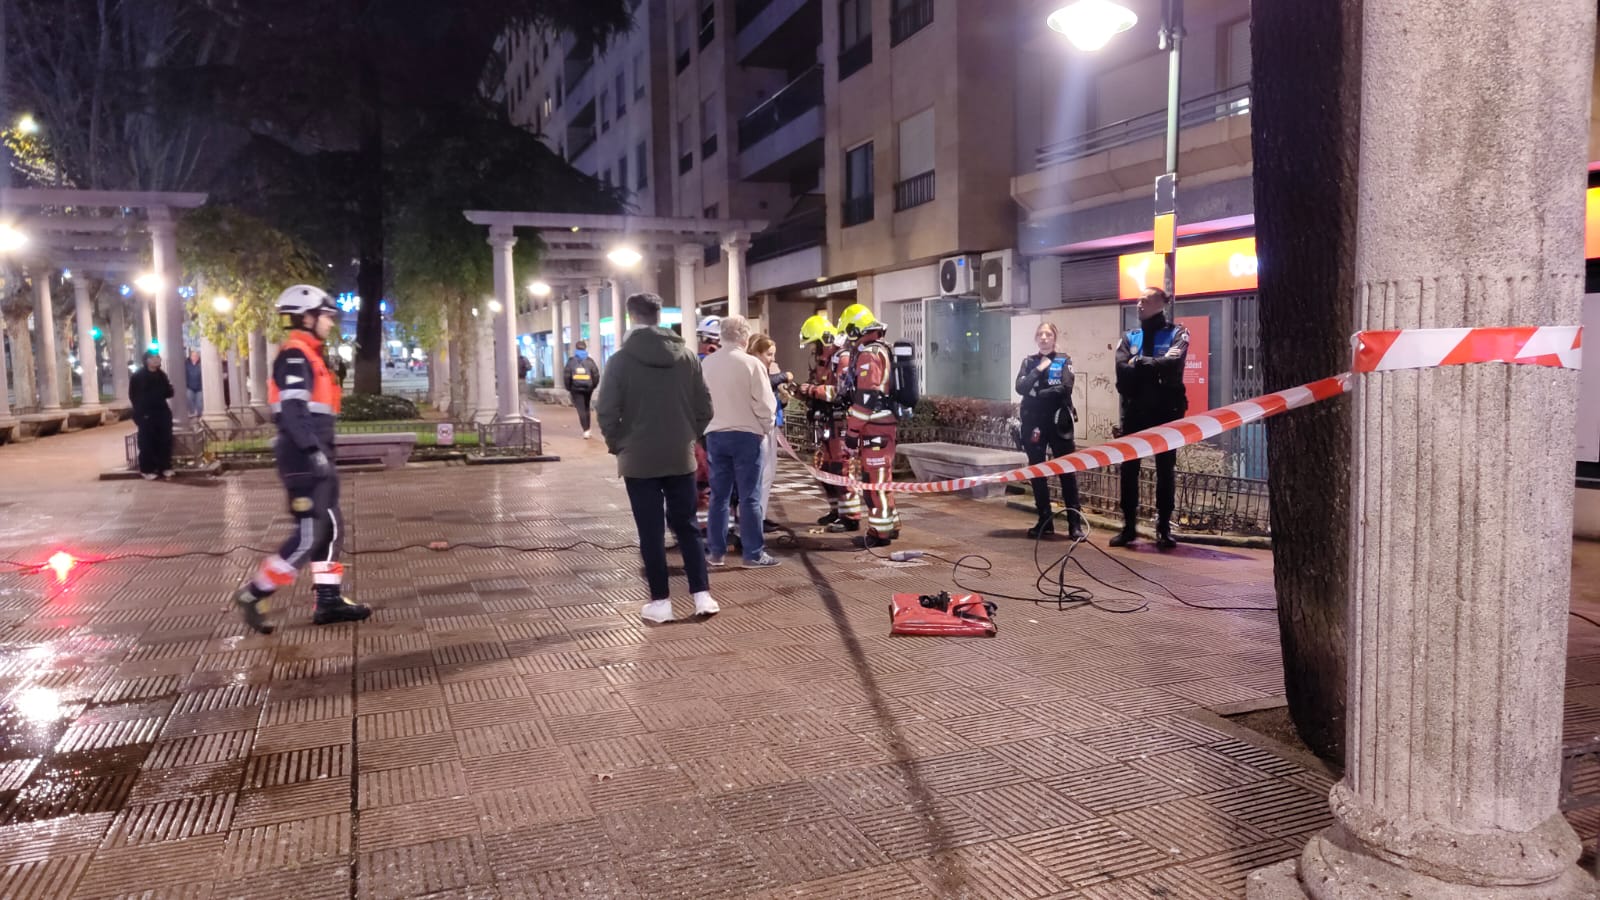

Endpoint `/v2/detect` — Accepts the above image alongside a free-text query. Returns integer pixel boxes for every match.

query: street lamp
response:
[487,299,504,314]
[16,115,39,136]
[211,296,233,314]
[527,280,552,298]
[1049,0,1184,298]
[0,224,27,252]
[606,245,643,269]
[134,272,164,294]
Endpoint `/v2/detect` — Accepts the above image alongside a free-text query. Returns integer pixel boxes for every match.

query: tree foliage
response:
[177,206,323,352]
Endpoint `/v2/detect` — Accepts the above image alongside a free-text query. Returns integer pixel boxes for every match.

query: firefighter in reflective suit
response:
[232,285,372,633]
[794,314,859,532]
[838,304,900,546]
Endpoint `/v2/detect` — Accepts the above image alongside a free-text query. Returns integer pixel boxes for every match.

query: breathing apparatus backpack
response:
[889,341,919,418]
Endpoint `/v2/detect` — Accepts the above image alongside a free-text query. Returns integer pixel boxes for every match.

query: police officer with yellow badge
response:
[233,285,371,633]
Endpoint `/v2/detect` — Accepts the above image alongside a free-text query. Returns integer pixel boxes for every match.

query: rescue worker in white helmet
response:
[232,285,371,633]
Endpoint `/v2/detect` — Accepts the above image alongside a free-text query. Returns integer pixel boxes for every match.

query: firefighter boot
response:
[310,563,371,625]
[232,585,275,636]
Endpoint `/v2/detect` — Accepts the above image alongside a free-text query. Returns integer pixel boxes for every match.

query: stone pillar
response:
[198,336,228,428]
[248,332,270,418]
[132,298,150,357]
[723,232,750,319]
[1250,1,1597,897]
[472,305,496,424]
[609,275,625,359]
[107,297,130,405]
[675,244,699,319]
[552,295,568,371]
[585,279,603,353]
[72,279,102,410]
[226,345,246,416]
[33,274,61,412]
[0,319,13,424]
[8,311,35,412]
[489,226,523,422]
[149,207,189,422]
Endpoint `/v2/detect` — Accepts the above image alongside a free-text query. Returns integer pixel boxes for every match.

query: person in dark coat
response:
[1015,321,1084,540]
[128,350,175,479]
[563,340,601,438]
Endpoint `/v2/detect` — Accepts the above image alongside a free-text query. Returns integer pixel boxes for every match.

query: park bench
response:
[66,408,105,430]
[897,441,1028,500]
[334,432,417,469]
[19,412,67,439]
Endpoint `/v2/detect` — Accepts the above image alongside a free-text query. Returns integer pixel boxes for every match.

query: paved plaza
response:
[0,406,1594,898]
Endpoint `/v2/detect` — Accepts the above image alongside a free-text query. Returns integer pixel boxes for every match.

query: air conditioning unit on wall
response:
[938,255,978,296]
[978,250,1023,309]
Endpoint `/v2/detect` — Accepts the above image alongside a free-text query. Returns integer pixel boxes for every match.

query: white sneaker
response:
[583,430,592,440]
[141,473,158,481]
[641,600,675,623]
[692,592,720,617]
[161,470,175,478]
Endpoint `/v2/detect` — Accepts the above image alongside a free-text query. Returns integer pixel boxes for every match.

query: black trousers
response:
[1118,450,1176,529]
[626,473,710,601]
[1023,426,1081,523]
[276,466,343,569]
[571,391,593,431]
[135,414,173,474]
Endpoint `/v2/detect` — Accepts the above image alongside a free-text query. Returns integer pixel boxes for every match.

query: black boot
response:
[826,517,860,533]
[1155,520,1177,551]
[313,583,371,625]
[233,585,275,635]
[1109,526,1138,548]
[1026,515,1056,540]
[817,511,841,526]
[1066,512,1087,541]
[852,533,892,549]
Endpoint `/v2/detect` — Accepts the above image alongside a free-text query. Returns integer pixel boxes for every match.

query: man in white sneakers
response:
[594,293,720,623]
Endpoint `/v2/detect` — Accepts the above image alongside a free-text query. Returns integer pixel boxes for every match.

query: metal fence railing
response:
[1035,83,1251,169]
[126,417,543,468]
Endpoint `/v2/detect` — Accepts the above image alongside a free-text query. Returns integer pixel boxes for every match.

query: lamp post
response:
[1049,0,1183,297]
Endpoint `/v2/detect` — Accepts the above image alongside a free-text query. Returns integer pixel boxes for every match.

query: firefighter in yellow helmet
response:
[793,314,859,531]
[837,303,903,546]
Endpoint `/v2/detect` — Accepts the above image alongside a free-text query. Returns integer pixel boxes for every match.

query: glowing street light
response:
[607,245,643,268]
[1046,0,1137,51]
[0,224,28,253]
[211,296,234,314]
[487,299,504,314]
[16,115,39,136]
[527,280,553,298]
[134,272,164,294]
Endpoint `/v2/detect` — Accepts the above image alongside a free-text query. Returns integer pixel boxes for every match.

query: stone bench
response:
[334,432,417,469]
[66,408,106,430]
[19,412,67,439]
[104,404,133,423]
[897,441,1028,500]
[0,420,15,445]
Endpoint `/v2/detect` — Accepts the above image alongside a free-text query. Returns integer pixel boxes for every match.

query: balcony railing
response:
[838,38,872,80]
[737,64,824,151]
[842,195,874,227]
[748,208,825,263]
[1035,83,1251,169]
[893,170,935,211]
[890,0,933,46]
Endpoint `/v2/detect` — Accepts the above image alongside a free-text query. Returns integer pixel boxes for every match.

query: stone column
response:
[33,274,61,412]
[72,279,102,410]
[472,304,496,424]
[248,332,270,419]
[609,274,625,359]
[489,226,523,422]
[8,311,35,412]
[149,207,189,422]
[226,345,246,416]
[552,295,568,371]
[585,278,603,353]
[1250,1,1597,897]
[722,232,750,319]
[132,298,150,357]
[675,244,699,319]
[107,297,130,405]
[0,319,13,424]
[198,336,228,428]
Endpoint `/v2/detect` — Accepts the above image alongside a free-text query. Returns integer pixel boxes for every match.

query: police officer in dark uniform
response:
[1015,321,1084,540]
[232,285,372,633]
[1112,287,1190,550]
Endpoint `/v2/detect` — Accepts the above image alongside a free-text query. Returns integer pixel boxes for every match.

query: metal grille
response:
[899,300,925,395]
[1227,293,1266,480]
[1059,256,1119,305]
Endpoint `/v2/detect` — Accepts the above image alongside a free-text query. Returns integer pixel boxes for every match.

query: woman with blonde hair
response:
[1015,321,1084,539]
[748,333,793,531]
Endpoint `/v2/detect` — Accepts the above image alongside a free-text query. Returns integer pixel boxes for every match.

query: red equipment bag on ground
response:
[889,592,997,637]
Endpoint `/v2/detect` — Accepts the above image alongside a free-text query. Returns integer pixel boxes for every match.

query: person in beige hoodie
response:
[698,315,779,568]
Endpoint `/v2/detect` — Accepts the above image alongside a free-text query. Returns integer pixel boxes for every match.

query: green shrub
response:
[339,393,421,422]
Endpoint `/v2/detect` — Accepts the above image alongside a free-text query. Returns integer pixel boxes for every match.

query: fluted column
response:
[248,332,270,419]
[149,207,189,422]
[199,336,228,428]
[489,226,523,421]
[675,244,699,318]
[107,297,130,405]
[72,279,102,410]
[722,232,750,319]
[34,274,61,412]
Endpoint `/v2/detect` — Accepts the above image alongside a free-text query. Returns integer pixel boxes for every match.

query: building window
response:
[556,75,564,107]
[618,155,629,193]
[600,88,611,132]
[699,0,716,49]
[894,107,935,211]
[839,0,872,79]
[700,92,719,160]
[633,52,646,99]
[602,168,612,186]
[890,0,933,46]
[615,71,627,117]
[636,141,649,188]
[675,16,692,72]
[843,141,874,226]
[678,116,694,173]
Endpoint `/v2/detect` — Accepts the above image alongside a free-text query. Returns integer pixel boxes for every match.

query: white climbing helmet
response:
[275,284,337,316]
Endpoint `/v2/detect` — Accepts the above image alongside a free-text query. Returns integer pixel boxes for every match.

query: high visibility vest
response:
[269,330,342,416]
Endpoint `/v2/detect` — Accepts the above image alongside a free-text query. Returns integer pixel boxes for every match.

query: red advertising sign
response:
[1177,316,1210,414]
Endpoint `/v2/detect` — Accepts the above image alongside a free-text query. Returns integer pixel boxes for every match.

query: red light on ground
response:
[46,552,76,582]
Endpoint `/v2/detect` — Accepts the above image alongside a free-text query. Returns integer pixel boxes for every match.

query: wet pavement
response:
[0,411,1594,898]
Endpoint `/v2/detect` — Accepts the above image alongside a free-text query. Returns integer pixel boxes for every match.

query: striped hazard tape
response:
[779,325,1583,496]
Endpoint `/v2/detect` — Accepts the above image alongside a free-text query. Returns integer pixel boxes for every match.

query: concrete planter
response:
[897,441,1028,500]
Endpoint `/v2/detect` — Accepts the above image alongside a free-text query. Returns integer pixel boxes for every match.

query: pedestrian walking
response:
[747,334,792,533]
[594,292,719,624]
[128,350,175,480]
[700,315,779,568]
[231,285,372,634]
[1112,287,1190,549]
[184,349,203,417]
[1016,321,1085,540]
[563,340,601,439]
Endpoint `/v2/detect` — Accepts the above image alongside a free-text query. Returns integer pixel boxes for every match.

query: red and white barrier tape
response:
[780,326,1582,496]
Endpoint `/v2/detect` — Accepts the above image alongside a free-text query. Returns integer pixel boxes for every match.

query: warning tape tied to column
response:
[780,326,1584,496]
